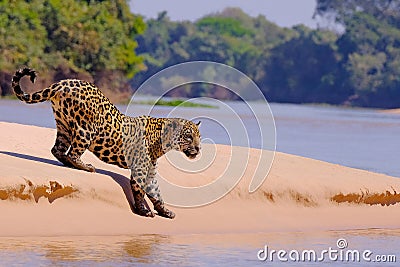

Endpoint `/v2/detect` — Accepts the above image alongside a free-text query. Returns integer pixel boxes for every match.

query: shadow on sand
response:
[0,151,137,213]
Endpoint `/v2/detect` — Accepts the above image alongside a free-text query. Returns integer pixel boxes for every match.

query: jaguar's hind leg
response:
[51,125,73,167]
[64,126,95,172]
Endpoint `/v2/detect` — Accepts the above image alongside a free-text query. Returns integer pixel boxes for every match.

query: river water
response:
[0,99,399,266]
[1,99,399,177]
[0,230,399,266]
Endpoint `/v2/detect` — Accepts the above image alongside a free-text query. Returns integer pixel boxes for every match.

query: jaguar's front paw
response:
[157,208,175,219]
[135,207,155,218]
[154,202,175,219]
[133,195,155,218]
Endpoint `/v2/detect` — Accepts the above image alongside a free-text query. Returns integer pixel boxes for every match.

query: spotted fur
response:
[12,68,201,219]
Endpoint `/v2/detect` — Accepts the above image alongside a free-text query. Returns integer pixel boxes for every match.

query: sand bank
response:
[380,108,400,114]
[0,122,399,237]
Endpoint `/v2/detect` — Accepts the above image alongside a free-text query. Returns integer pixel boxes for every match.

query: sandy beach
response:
[380,108,400,114]
[0,121,399,237]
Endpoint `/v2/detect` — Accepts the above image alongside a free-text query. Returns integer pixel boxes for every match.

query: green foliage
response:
[135,99,216,108]
[315,0,400,26]
[41,0,145,77]
[338,12,400,107]
[133,8,291,97]
[197,17,253,37]
[312,1,400,107]
[3,1,400,107]
[0,0,144,80]
[135,3,400,108]
[263,26,347,104]
[0,0,48,70]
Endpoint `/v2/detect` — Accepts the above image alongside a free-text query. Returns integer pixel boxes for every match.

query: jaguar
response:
[12,68,201,219]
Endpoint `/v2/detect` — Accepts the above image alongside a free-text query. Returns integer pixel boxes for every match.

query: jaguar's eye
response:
[186,137,193,142]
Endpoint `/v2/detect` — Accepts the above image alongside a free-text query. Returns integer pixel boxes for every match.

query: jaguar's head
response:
[179,120,201,159]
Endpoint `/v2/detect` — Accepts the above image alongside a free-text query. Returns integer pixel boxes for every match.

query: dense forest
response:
[1,0,400,108]
[0,0,145,101]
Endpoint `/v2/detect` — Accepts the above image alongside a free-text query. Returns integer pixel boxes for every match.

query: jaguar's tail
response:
[12,68,56,104]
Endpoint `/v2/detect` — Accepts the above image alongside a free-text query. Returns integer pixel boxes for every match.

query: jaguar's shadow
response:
[0,151,62,167]
[97,169,136,213]
[0,150,136,213]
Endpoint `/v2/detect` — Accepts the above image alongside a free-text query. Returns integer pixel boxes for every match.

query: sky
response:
[130,0,318,28]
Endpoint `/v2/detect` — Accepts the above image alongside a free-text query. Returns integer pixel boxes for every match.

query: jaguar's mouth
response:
[183,149,198,159]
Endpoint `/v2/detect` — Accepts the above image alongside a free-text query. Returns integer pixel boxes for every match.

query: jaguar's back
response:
[12,68,128,171]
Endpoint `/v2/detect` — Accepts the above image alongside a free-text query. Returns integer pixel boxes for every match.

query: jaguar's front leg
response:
[130,179,154,218]
[146,162,176,219]
[130,158,154,218]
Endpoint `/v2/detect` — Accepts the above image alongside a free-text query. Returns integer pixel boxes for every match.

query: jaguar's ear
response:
[196,121,201,127]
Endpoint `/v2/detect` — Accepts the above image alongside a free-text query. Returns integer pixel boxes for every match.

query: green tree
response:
[41,0,145,78]
[133,8,293,99]
[197,16,254,37]
[0,0,145,99]
[315,0,400,107]
[314,0,400,26]
[338,12,400,107]
[0,0,48,70]
[133,5,400,107]
[263,26,346,103]
[133,12,194,88]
